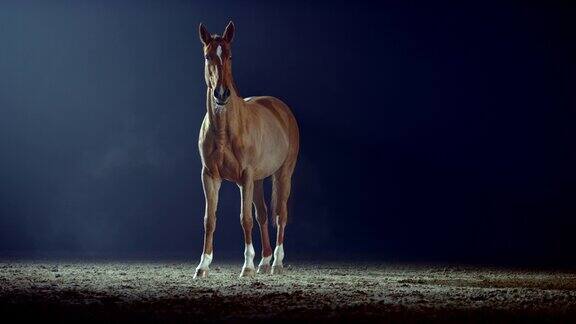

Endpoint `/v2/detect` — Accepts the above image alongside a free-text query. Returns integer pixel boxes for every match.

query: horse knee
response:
[274,206,287,226]
[275,216,286,228]
[255,208,268,226]
[240,213,253,229]
[256,215,267,226]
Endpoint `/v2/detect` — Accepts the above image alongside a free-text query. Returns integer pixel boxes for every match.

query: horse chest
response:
[201,137,244,182]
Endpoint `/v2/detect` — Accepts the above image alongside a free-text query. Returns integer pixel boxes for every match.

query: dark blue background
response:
[0,1,574,265]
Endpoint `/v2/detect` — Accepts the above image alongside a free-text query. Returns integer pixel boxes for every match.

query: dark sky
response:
[0,0,575,265]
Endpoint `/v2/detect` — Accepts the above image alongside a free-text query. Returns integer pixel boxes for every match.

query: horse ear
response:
[199,23,211,45]
[223,21,235,43]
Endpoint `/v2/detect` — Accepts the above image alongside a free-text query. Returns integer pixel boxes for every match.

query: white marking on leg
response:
[216,45,223,64]
[196,253,213,270]
[258,255,272,267]
[272,244,284,267]
[243,243,255,270]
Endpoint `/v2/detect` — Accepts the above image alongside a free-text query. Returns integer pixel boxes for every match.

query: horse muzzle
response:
[213,86,230,106]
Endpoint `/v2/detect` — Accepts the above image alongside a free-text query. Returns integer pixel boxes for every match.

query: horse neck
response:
[206,88,244,136]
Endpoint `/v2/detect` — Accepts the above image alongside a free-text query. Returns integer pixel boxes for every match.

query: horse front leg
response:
[239,169,256,278]
[194,167,221,279]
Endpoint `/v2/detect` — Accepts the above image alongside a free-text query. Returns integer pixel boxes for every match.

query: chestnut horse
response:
[194,22,299,278]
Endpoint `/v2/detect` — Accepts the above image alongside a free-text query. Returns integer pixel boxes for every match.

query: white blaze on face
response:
[214,44,225,103]
[243,243,255,270]
[216,44,223,64]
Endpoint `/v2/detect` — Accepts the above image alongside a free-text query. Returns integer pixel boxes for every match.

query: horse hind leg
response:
[271,164,294,275]
[253,179,273,274]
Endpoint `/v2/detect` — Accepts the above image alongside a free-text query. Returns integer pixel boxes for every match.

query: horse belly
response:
[252,123,290,180]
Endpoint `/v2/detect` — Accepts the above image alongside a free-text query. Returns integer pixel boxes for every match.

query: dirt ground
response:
[1,261,575,322]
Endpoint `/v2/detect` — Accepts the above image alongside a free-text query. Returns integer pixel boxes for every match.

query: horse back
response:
[245,96,299,152]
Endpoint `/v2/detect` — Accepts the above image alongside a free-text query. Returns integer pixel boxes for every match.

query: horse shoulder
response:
[198,114,219,167]
[198,114,212,148]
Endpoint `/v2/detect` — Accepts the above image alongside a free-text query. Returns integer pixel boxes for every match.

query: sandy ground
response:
[1,261,576,322]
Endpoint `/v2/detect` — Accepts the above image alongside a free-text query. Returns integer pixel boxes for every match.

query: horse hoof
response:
[271,265,284,275]
[239,267,255,278]
[193,268,208,279]
[257,264,271,274]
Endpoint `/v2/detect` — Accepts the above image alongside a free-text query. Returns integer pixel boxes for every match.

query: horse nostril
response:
[213,86,230,103]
